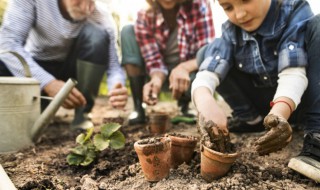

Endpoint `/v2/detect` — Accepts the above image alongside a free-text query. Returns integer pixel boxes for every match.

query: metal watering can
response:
[0,51,77,153]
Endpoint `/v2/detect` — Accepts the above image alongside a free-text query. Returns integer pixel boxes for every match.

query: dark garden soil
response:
[0,96,319,190]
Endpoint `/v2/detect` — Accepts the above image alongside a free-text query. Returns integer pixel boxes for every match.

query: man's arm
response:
[0,0,55,88]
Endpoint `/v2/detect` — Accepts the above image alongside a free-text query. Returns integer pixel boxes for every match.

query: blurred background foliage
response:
[0,0,7,25]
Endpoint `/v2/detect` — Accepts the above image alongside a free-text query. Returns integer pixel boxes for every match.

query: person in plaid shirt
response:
[121,0,215,125]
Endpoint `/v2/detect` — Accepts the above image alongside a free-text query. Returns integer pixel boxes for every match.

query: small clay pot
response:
[134,137,171,182]
[148,113,170,134]
[166,133,197,168]
[200,144,239,182]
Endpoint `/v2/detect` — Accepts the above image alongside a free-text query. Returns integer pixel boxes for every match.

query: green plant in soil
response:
[66,123,125,166]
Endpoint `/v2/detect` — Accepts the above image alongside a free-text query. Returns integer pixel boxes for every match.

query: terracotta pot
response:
[200,144,239,182]
[148,113,170,134]
[134,137,171,182]
[167,134,197,168]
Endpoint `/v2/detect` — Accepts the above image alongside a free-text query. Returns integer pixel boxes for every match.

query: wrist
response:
[270,100,293,113]
[178,59,197,73]
[150,72,166,86]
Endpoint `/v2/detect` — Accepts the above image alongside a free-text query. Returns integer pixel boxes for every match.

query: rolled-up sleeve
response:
[199,37,234,80]
[277,1,313,71]
[134,11,168,75]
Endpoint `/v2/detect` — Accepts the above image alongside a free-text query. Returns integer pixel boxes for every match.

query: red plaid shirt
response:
[134,0,215,74]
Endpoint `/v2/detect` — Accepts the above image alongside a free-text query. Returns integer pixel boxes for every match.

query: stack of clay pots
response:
[134,133,198,182]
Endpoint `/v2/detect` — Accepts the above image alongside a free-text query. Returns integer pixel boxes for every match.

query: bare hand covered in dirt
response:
[198,114,231,153]
[44,79,86,109]
[108,83,128,109]
[169,65,190,99]
[254,114,292,155]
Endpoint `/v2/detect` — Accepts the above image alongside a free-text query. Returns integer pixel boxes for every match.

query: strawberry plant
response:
[66,123,125,166]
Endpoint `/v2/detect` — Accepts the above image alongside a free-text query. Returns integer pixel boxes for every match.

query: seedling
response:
[66,123,125,166]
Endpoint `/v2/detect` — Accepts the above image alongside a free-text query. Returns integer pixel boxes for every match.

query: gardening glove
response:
[198,114,231,153]
[254,114,292,155]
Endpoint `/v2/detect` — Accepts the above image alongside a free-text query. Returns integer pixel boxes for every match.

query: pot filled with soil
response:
[148,112,170,134]
[134,137,171,182]
[166,133,198,168]
[198,116,239,182]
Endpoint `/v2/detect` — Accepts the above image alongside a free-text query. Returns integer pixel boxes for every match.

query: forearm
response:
[178,59,198,73]
[0,0,54,89]
[271,67,308,119]
[150,71,166,86]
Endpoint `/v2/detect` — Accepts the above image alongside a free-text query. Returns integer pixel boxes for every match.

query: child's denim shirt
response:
[200,0,314,87]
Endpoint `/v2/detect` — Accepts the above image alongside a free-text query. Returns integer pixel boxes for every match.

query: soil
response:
[198,116,234,154]
[0,96,320,190]
[166,133,197,141]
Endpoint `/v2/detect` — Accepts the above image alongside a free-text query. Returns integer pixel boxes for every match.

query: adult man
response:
[0,0,127,129]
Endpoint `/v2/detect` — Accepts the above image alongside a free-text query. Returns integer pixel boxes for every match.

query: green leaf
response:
[70,145,86,155]
[101,123,121,138]
[81,149,97,166]
[76,133,86,145]
[76,128,94,145]
[66,153,85,166]
[93,134,110,151]
[84,127,94,141]
[109,131,125,150]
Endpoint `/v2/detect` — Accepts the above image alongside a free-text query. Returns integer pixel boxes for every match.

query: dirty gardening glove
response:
[255,114,292,155]
[198,114,231,153]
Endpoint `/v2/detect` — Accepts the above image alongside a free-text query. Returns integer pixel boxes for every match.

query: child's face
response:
[219,0,271,32]
[64,0,96,21]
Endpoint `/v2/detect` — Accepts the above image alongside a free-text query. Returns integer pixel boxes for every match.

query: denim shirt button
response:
[215,55,220,60]
[239,63,243,68]
[289,45,295,50]
[263,76,268,80]
[274,51,277,56]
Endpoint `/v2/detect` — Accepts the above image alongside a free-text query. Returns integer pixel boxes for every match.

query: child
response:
[192,0,320,182]
[121,0,215,125]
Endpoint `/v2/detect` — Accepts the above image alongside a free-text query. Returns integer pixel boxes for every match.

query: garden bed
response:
[0,96,319,190]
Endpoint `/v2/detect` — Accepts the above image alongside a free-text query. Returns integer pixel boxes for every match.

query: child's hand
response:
[254,114,292,155]
[198,114,230,153]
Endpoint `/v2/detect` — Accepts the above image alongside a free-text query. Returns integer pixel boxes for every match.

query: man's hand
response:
[108,83,128,109]
[254,114,292,155]
[169,65,190,99]
[43,79,86,109]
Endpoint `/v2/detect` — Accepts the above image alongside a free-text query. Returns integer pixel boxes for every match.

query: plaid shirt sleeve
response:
[193,0,215,53]
[134,10,167,75]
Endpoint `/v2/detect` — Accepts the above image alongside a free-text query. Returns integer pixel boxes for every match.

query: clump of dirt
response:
[198,115,236,153]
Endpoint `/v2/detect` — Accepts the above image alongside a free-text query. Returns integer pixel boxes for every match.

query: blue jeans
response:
[198,15,320,133]
[0,22,109,80]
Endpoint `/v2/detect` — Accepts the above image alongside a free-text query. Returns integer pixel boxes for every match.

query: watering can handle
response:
[0,51,32,77]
